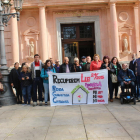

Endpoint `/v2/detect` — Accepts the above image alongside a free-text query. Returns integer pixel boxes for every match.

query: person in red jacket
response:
[90,54,102,71]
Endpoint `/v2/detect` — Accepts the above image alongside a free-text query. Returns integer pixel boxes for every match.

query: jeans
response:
[112,83,119,97]
[22,85,32,104]
[120,81,135,95]
[33,77,43,102]
[43,83,49,103]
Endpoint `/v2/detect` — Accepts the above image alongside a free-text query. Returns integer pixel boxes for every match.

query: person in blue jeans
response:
[40,60,56,105]
[20,65,32,105]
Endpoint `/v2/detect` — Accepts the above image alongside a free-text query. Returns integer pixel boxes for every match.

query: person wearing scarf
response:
[40,60,56,105]
[31,54,44,106]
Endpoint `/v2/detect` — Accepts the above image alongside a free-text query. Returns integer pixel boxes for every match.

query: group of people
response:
[9,53,140,106]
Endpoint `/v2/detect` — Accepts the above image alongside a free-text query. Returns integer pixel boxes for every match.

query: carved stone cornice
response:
[54,10,99,17]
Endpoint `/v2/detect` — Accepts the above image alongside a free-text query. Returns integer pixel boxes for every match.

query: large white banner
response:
[49,69,108,106]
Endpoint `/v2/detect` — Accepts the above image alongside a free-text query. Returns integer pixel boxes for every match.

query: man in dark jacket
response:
[129,53,136,74]
[129,53,138,98]
[10,62,22,104]
[59,57,72,73]
[82,56,91,71]
[135,54,140,100]
[118,63,136,95]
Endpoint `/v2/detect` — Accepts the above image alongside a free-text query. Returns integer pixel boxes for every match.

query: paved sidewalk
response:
[0,100,140,140]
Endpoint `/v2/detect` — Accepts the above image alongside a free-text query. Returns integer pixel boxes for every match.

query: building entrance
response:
[61,23,95,63]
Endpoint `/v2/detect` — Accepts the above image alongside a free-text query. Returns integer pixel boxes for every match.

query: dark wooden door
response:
[61,23,95,62]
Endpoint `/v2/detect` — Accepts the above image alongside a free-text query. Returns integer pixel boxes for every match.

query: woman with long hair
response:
[71,57,82,72]
[19,65,32,105]
[101,56,116,102]
[111,57,122,99]
[40,60,56,105]
[90,54,102,71]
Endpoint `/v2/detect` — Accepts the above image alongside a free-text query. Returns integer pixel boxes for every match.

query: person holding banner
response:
[40,60,56,105]
[71,57,82,72]
[90,54,102,71]
[59,57,72,73]
[101,56,116,102]
[111,57,122,99]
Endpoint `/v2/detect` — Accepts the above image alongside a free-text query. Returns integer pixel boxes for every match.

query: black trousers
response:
[112,82,119,97]
[15,86,22,102]
[108,79,113,99]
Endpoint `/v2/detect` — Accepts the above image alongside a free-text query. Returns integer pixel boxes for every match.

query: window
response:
[79,26,92,38]
[63,26,76,39]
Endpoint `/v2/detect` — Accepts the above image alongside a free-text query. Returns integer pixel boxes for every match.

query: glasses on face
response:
[74,61,78,62]
[56,61,59,63]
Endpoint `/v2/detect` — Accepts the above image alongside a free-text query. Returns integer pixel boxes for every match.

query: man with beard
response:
[118,63,136,95]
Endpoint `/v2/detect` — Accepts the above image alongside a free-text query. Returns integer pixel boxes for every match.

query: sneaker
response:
[45,102,47,105]
[33,102,37,107]
[39,101,42,106]
[22,104,27,106]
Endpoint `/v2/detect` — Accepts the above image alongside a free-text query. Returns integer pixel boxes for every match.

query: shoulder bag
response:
[110,63,117,83]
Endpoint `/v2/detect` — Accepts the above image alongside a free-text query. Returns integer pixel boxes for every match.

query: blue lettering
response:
[53,100,69,103]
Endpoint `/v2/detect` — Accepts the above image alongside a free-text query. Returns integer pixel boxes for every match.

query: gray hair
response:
[74,57,79,62]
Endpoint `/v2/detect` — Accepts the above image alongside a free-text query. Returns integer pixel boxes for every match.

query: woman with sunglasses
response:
[71,57,82,72]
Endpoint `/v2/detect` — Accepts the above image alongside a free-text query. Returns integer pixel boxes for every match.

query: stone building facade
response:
[5,0,140,66]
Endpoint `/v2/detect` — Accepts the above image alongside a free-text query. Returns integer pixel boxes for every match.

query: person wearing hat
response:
[80,56,87,66]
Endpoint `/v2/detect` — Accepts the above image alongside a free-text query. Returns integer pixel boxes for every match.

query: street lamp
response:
[0,0,23,106]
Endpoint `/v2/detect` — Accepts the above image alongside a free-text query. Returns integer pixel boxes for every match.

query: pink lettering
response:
[81,74,90,82]
[91,73,104,80]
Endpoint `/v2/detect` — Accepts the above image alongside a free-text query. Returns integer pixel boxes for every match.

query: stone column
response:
[39,6,48,62]
[110,3,119,58]
[11,9,19,64]
[134,4,140,57]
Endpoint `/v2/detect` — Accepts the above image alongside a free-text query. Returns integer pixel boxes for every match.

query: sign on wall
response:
[49,69,108,106]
